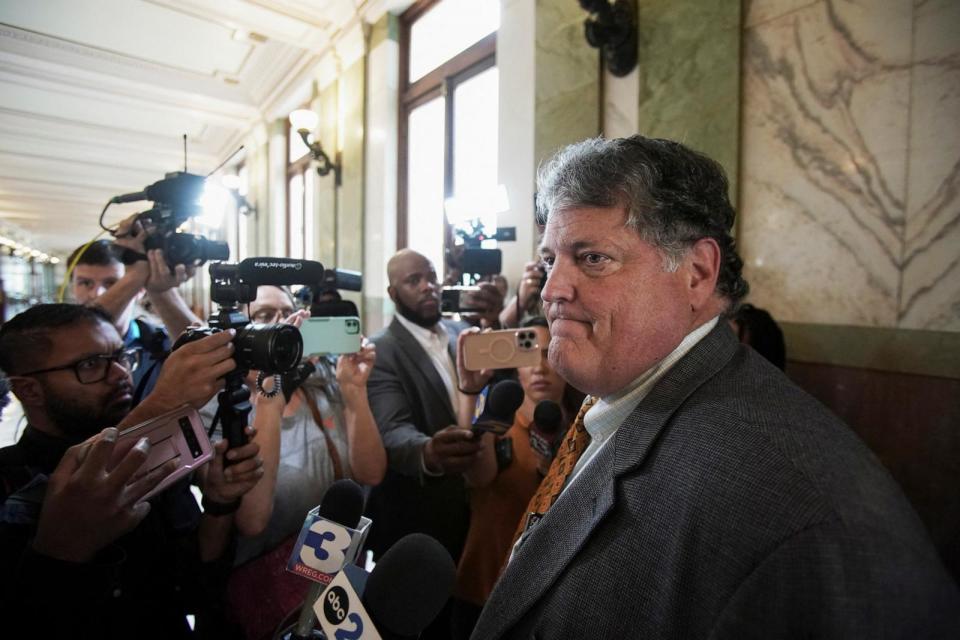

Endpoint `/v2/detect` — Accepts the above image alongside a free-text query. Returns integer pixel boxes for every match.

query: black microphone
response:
[472,379,524,436]
[529,399,563,459]
[364,534,456,639]
[110,172,206,204]
[289,479,366,640]
[315,533,456,640]
[236,257,326,287]
[317,478,365,529]
[322,268,363,292]
[110,189,148,204]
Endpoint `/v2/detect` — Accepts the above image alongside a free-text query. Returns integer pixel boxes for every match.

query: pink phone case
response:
[463,328,542,371]
[111,405,213,500]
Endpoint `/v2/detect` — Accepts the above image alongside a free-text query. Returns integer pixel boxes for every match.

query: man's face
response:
[539,206,695,397]
[71,263,124,304]
[31,320,134,438]
[249,286,295,324]
[389,254,441,327]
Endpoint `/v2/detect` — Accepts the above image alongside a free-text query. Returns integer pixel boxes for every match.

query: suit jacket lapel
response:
[478,442,619,637]
[387,318,457,421]
[612,322,739,477]
[475,322,740,639]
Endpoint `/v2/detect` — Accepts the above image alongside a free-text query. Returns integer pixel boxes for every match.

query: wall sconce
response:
[579,0,637,77]
[289,109,341,185]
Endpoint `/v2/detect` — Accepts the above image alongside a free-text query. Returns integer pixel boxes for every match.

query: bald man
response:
[363,250,482,568]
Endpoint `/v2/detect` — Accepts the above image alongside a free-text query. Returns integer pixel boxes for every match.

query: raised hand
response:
[31,427,178,563]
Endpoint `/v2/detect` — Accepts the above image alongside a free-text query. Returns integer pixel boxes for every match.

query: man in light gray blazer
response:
[471,136,959,639]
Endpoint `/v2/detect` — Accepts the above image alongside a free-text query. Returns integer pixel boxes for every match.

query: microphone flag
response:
[286,508,372,585]
[315,564,381,640]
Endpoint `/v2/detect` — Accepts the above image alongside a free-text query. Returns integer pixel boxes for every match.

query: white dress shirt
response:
[394,313,461,422]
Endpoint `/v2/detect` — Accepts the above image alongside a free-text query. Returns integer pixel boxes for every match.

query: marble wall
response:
[740,0,960,332]
[496,0,600,287]
[636,0,741,192]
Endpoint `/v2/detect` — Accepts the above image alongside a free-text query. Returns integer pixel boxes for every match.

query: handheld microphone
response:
[287,479,367,640]
[529,399,563,459]
[316,533,456,640]
[237,257,327,287]
[472,379,524,436]
[110,172,206,204]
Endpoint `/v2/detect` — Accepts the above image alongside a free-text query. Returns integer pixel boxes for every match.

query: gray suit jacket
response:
[472,323,959,639]
[364,316,471,560]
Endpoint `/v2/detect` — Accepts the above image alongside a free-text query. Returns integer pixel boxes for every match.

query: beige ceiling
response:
[0,0,405,257]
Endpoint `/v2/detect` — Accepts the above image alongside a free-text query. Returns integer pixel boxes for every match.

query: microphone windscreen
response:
[364,533,455,637]
[483,379,525,421]
[317,479,364,529]
[237,257,326,286]
[533,400,562,434]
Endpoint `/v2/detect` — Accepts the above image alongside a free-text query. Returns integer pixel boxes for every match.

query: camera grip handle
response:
[217,384,252,463]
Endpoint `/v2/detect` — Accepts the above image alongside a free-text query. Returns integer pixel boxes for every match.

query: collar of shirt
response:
[124,318,140,344]
[563,317,719,492]
[583,317,719,441]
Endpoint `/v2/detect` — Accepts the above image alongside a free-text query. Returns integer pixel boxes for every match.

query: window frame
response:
[397,0,497,267]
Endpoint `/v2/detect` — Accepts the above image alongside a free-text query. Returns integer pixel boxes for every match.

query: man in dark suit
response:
[472,136,960,639]
[365,249,495,562]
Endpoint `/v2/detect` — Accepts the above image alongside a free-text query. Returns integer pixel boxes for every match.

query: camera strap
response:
[301,390,344,481]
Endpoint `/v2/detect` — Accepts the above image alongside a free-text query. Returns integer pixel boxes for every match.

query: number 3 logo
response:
[301,520,353,573]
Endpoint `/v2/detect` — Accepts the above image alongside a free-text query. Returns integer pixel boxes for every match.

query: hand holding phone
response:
[109,405,213,501]
[300,316,362,355]
[462,328,541,371]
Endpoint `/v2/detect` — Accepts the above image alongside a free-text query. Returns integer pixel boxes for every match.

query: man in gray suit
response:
[472,136,959,639]
[364,249,494,563]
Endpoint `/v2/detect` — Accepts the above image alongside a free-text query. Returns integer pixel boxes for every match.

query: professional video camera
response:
[107,171,230,268]
[442,220,516,314]
[173,257,325,449]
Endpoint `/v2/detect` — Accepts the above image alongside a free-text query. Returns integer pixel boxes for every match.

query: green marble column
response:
[636,0,741,198]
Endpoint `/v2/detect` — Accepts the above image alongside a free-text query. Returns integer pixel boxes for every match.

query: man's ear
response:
[387,285,398,304]
[683,237,722,311]
[9,376,45,410]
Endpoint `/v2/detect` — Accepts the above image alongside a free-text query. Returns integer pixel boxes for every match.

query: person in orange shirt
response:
[450,317,583,639]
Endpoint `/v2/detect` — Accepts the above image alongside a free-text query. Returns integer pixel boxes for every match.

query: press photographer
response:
[0,303,263,638]
[441,220,511,328]
[212,280,386,640]
[66,169,232,404]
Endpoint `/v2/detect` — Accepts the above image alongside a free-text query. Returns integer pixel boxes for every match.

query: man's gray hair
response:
[536,135,748,306]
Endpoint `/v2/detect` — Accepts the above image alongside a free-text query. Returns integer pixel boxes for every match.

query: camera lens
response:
[234,323,303,373]
[163,233,230,267]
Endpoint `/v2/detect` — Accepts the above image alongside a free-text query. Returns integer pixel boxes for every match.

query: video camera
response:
[442,220,515,314]
[109,171,230,268]
[295,268,363,318]
[172,257,325,373]
[172,257,324,449]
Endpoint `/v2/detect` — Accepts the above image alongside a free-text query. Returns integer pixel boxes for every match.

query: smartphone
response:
[300,316,362,355]
[441,286,482,314]
[463,328,542,371]
[110,405,213,501]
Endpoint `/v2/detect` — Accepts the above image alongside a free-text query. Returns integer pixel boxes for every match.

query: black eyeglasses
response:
[18,347,141,384]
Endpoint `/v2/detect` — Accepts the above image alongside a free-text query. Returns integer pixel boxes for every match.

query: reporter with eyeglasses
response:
[0,303,264,639]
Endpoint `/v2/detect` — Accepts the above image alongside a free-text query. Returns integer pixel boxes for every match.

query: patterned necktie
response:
[514,396,597,543]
